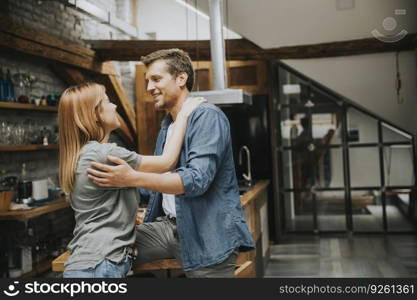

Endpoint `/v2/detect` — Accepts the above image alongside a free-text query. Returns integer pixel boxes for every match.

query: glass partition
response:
[275,62,416,234]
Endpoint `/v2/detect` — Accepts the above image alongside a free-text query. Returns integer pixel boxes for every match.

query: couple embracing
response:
[59,49,254,278]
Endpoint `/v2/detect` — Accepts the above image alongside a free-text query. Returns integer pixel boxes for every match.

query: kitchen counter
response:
[0,197,72,278]
[240,179,270,208]
[238,179,271,277]
[0,198,70,221]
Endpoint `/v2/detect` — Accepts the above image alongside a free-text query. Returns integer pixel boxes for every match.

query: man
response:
[87,48,254,277]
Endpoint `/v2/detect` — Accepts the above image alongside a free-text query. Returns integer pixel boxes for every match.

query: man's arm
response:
[87,156,184,194]
[172,107,229,197]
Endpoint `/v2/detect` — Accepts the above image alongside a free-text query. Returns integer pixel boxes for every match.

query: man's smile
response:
[152,92,162,100]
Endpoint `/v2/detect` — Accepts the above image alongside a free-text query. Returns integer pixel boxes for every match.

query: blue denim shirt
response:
[143,103,255,271]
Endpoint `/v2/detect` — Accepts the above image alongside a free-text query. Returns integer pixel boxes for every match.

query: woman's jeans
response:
[63,255,132,278]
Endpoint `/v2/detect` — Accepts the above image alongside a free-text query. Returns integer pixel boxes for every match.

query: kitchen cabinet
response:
[239,179,270,277]
[192,60,268,95]
[258,187,270,270]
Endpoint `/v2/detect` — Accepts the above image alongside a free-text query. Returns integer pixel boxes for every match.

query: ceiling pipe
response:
[190,0,252,105]
[208,0,227,90]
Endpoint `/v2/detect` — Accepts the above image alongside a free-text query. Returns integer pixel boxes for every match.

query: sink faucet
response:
[239,145,252,186]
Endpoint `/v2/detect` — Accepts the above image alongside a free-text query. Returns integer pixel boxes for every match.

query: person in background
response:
[87,49,255,278]
[58,82,204,278]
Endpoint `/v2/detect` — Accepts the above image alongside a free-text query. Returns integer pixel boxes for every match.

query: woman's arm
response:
[138,97,206,173]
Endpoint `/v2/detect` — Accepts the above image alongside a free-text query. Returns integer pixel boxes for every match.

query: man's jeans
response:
[63,255,132,278]
[134,216,238,278]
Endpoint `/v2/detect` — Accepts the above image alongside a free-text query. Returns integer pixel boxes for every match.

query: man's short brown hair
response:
[141,48,194,92]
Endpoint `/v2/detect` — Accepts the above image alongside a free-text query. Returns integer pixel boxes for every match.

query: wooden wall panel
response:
[227,60,268,94]
[136,64,165,155]
[192,60,268,94]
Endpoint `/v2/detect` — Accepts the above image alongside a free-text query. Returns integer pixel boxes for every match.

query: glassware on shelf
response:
[5,121,13,145]
[0,119,58,146]
[0,68,6,102]
[13,122,25,145]
[12,73,37,104]
[5,69,15,102]
[0,121,7,145]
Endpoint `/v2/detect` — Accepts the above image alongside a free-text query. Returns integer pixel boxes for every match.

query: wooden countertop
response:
[0,198,70,221]
[0,180,269,221]
[240,179,270,208]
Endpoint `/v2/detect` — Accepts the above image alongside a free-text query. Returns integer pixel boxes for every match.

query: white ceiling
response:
[194,0,417,48]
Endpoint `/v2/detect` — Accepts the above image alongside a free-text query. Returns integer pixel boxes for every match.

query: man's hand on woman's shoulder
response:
[87,155,136,187]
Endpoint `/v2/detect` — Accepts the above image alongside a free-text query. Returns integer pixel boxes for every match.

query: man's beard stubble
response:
[154,98,174,111]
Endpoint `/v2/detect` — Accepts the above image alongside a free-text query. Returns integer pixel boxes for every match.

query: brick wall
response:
[0,0,137,182]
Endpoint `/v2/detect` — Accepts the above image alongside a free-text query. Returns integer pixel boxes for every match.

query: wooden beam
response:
[262,33,417,59]
[116,114,135,147]
[94,63,137,144]
[50,64,136,147]
[88,34,417,61]
[49,64,87,86]
[0,14,115,74]
[87,39,262,61]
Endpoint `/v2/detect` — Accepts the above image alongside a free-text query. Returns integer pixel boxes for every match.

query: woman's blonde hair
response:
[58,82,106,193]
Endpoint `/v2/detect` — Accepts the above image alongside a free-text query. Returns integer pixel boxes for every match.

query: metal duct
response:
[190,0,252,105]
[208,0,227,90]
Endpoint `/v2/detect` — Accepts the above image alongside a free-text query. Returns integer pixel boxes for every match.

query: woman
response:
[58,82,204,278]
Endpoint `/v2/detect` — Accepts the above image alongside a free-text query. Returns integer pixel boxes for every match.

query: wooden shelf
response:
[0,102,58,112]
[0,144,58,152]
[0,199,70,221]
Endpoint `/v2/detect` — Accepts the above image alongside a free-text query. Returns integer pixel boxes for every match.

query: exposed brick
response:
[1,0,135,181]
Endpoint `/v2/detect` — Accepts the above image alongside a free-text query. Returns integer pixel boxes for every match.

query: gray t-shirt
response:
[64,141,141,271]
